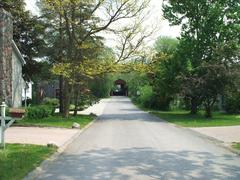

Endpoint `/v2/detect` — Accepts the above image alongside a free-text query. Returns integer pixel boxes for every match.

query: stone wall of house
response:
[0,8,13,106]
[12,50,24,107]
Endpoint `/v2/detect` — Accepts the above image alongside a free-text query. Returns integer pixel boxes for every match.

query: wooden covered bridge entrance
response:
[111,79,128,96]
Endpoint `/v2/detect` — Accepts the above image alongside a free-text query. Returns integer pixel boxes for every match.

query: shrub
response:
[151,95,172,111]
[27,105,52,119]
[78,94,99,108]
[43,98,59,107]
[224,92,240,114]
[5,107,10,116]
[137,85,155,108]
[132,85,172,110]
[90,75,113,98]
[170,97,180,110]
[42,98,59,115]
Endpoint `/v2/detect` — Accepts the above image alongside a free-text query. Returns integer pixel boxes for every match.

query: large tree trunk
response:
[73,85,80,116]
[58,11,64,114]
[59,75,64,114]
[62,78,72,118]
[36,82,44,104]
[190,98,198,115]
[204,97,216,118]
[205,105,212,118]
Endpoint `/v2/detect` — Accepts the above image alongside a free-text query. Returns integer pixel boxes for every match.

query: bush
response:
[42,98,59,115]
[137,85,155,108]
[132,85,172,110]
[152,95,172,111]
[170,96,187,110]
[90,75,113,98]
[5,107,10,116]
[27,105,52,119]
[43,98,59,107]
[224,92,240,114]
[78,94,99,108]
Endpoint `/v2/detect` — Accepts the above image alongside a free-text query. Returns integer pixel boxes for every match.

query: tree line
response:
[1,0,151,117]
[127,0,239,117]
[1,0,239,118]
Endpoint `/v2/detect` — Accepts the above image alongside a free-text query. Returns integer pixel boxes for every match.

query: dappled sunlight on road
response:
[37,147,240,180]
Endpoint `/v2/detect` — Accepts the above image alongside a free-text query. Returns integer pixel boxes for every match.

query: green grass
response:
[151,110,240,127]
[15,114,94,129]
[232,143,240,151]
[0,144,56,180]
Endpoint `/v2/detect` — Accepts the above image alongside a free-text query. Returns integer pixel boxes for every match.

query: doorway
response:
[111,79,128,96]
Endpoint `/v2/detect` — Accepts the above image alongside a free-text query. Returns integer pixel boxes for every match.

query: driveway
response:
[191,126,240,145]
[29,97,240,180]
[6,127,79,148]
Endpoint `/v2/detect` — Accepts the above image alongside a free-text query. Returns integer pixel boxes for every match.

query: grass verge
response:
[15,114,94,129]
[232,143,240,151]
[151,110,240,127]
[0,144,56,180]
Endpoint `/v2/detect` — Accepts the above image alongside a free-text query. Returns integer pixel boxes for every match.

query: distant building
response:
[42,80,60,99]
[0,8,26,107]
[111,79,128,96]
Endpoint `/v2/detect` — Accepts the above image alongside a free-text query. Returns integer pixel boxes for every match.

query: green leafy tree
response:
[151,36,179,110]
[163,0,240,117]
[154,36,179,54]
[39,0,150,117]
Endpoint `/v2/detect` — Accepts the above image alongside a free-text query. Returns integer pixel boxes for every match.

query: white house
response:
[22,81,33,100]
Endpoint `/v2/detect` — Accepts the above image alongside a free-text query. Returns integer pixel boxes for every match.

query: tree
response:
[39,0,151,117]
[149,36,179,110]
[89,48,116,98]
[163,0,240,117]
[154,36,179,54]
[223,64,240,114]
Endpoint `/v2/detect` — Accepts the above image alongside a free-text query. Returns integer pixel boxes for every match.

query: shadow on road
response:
[40,147,240,180]
[98,112,164,123]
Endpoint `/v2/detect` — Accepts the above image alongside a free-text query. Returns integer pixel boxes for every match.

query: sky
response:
[25,0,181,46]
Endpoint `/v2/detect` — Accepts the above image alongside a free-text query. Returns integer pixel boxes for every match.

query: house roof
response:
[12,40,26,65]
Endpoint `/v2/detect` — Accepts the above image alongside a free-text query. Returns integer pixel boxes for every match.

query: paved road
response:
[32,97,240,180]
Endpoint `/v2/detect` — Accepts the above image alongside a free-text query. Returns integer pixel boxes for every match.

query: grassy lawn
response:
[232,143,240,151]
[151,110,240,127]
[15,114,94,129]
[0,144,56,180]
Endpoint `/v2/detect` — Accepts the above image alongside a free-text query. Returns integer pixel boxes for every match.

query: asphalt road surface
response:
[32,97,240,180]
